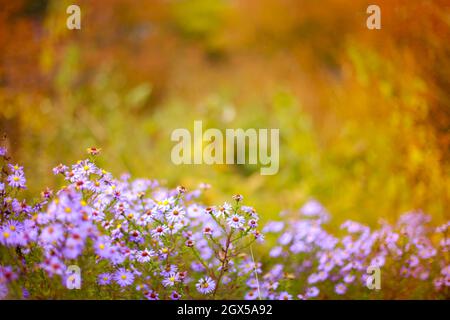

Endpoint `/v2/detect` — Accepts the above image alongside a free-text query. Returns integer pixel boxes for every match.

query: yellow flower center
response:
[65,207,72,213]
[121,275,127,280]
[13,176,19,182]
[99,244,105,250]
[3,232,10,238]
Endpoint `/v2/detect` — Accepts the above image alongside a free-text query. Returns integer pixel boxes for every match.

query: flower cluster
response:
[0,146,448,300]
[0,147,262,299]
[253,200,449,299]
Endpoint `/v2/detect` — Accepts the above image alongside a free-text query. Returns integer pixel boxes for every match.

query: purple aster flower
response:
[11,199,31,215]
[248,219,258,228]
[262,221,284,233]
[170,291,181,300]
[162,272,180,287]
[41,256,66,277]
[341,220,367,234]
[241,205,258,217]
[62,237,85,259]
[385,232,399,244]
[269,246,283,258]
[252,230,265,242]
[73,160,97,177]
[136,249,154,263]
[98,273,112,285]
[155,197,175,211]
[307,273,320,284]
[114,268,135,287]
[129,230,144,243]
[159,264,178,277]
[50,189,86,223]
[145,290,159,300]
[7,172,26,189]
[94,236,112,258]
[135,283,149,292]
[407,255,420,268]
[436,222,449,233]
[52,164,68,175]
[262,280,279,291]
[434,277,444,290]
[203,226,214,236]
[232,194,243,202]
[0,266,18,283]
[305,286,319,298]
[39,223,64,244]
[187,204,203,219]
[319,260,335,273]
[244,290,258,300]
[222,275,232,285]
[246,277,259,289]
[196,276,215,294]
[343,273,356,284]
[151,225,169,239]
[198,182,211,190]
[8,163,23,173]
[227,214,245,229]
[278,232,293,245]
[215,202,232,218]
[198,244,214,260]
[108,246,126,264]
[278,291,292,300]
[300,199,328,219]
[191,262,206,272]
[0,146,6,156]
[418,246,437,259]
[335,283,347,295]
[185,239,195,247]
[0,221,22,246]
[166,206,185,222]
[22,288,30,299]
[239,260,261,275]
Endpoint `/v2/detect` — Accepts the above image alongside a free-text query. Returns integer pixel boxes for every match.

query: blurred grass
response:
[0,0,449,227]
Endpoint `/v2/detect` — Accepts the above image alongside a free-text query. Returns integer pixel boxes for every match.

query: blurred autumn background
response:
[0,0,449,227]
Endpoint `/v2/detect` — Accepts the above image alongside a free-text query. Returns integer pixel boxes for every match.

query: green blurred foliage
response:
[0,0,449,229]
